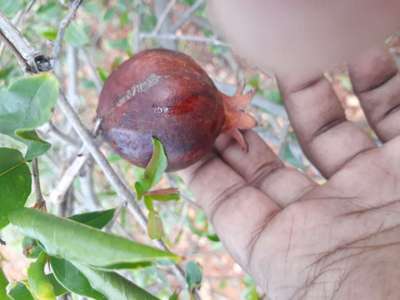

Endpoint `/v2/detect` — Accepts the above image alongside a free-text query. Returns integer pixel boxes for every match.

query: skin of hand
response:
[177,2,400,299]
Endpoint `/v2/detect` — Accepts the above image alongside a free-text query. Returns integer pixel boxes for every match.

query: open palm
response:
[180,47,400,300]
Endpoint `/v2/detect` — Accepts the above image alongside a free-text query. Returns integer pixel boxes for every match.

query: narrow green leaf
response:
[46,274,67,297]
[73,263,160,300]
[135,182,145,200]
[185,261,202,292]
[145,188,180,202]
[10,208,178,269]
[136,138,168,198]
[49,257,106,300]
[169,291,179,300]
[69,209,116,229]
[27,253,56,300]
[15,130,50,161]
[96,67,109,83]
[39,27,58,41]
[0,148,31,229]
[144,196,154,212]
[147,211,164,240]
[206,234,220,242]
[7,282,34,300]
[0,268,10,300]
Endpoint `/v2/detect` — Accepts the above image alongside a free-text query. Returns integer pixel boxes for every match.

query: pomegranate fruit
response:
[97,48,256,171]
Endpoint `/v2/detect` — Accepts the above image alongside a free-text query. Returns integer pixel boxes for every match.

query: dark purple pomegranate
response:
[97,49,255,171]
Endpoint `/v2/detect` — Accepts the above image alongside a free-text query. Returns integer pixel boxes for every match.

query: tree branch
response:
[170,0,205,32]
[140,32,228,47]
[52,0,83,62]
[0,11,51,72]
[152,0,176,35]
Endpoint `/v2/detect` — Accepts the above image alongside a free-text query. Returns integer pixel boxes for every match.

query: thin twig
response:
[79,160,100,209]
[57,91,147,226]
[79,49,103,93]
[154,0,176,49]
[49,151,90,204]
[32,158,45,207]
[132,0,142,54]
[152,0,176,35]
[140,32,228,47]
[170,0,204,32]
[48,121,81,147]
[52,0,83,61]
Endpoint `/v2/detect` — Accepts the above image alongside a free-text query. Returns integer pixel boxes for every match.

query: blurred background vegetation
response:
[0,0,370,299]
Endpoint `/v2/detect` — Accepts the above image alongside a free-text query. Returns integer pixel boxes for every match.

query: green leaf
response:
[147,210,164,240]
[243,276,261,300]
[0,0,24,18]
[169,291,180,300]
[0,66,14,81]
[187,214,219,242]
[145,188,180,202]
[39,27,58,41]
[73,263,160,300]
[0,74,58,159]
[10,208,178,269]
[185,261,202,292]
[36,2,62,19]
[7,282,34,300]
[96,67,109,83]
[119,11,129,27]
[69,209,115,229]
[103,8,116,21]
[16,130,51,161]
[0,268,10,300]
[27,253,56,300]
[135,182,145,200]
[46,274,67,297]
[108,38,132,55]
[205,233,220,242]
[65,22,89,47]
[0,148,31,229]
[49,257,106,300]
[135,138,168,198]
[262,89,283,105]
[144,196,154,212]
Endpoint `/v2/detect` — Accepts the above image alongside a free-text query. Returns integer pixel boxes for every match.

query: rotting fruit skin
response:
[97,48,226,171]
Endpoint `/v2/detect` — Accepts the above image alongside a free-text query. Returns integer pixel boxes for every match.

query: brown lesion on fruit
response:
[103,73,163,118]
[221,86,257,151]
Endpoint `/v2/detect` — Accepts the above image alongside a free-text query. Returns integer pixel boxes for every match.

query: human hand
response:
[180,47,400,299]
[208,0,400,88]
